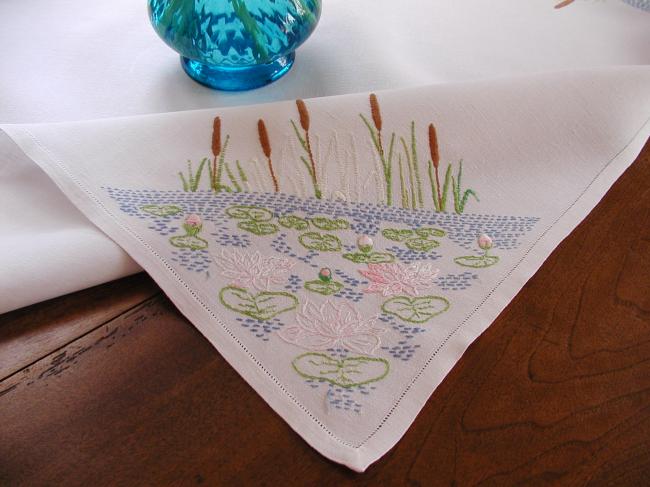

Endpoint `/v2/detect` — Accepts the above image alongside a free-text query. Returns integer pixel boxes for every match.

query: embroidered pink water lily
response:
[359,262,439,297]
[279,300,385,355]
[185,214,202,227]
[478,234,493,250]
[212,249,295,291]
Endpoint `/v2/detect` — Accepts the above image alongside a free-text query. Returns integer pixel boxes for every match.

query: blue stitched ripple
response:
[170,248,211,273]
[380,343,421,361]
[435,271,479,291]
[387,246,441,263]
[235,317,284,341]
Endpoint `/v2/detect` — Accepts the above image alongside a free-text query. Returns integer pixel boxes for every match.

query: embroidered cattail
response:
[258,119,271,158]
[257,119,279,192]
[296,99,310,132]
[428,123,439,170]
[212,117,221,157]
[369,93,382,132]
[554,0,575,8]
[428,123,442,209]
[211,116,222,191]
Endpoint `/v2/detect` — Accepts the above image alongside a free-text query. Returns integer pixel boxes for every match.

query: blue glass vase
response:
[148,0,321,91]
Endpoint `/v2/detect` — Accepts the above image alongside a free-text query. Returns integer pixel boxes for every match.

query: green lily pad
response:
[405,238,440,252]
[225,205,273,221]
[311,216,350,231]
[219,286,298,321]
[381,228,415,242]
[382,295,450,324]
[298,232,342,251]
[304,280,343,296]
[169,235,208,250]
[454,255,499,268]
[278,215,310,230]
[238,220,279,236]
[141,204,182,217]
[415,227,446,238]
[342,252,395,264]
[292,353,389,388]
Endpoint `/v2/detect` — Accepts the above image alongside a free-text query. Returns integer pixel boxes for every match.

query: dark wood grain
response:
[0,142,649,486]
[0,273,159,379]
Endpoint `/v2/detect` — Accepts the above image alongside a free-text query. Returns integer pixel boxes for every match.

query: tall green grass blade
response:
[427,161,441,212]
[224,162,242,192]
[397,153,409,209]
[410,121,424,208]
[236,160,248,183]
[290,120,309,153]
[179,172,189,192]
[441,163,453,212]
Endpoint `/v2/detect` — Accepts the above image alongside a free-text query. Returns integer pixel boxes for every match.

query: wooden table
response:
[1,142,649,486]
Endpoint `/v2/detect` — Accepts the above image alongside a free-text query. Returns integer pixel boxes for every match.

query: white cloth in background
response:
[0,1,649,308]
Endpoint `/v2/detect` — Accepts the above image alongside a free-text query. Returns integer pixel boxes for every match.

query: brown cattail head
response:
[428,123,439,169]
[369,93,382,132]
[258,119,272,158]
[212,117,221,157]
[296,99,310,132]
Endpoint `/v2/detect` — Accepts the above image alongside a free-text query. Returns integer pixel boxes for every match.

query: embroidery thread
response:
[292,352,390,388]
[382,227,445,252]
[382,295,450,323]
[141,204,182,217]
[219,286,299,321]
[298,232,342,251]
[212,249,295,291]
[427,123,478,214]
[178,159,208,192]
[278,215,310,230]
[279,300,385,354]
[291,99,322,199]
[454,233,499,268]
[310,216,350,231]
[359,262,440,297]
[304,268,343,295]
[169,214,208,250]
[360,94,395,206]
[257,118,279,192]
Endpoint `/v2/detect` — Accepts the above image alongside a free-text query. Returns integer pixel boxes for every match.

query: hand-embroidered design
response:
[304,268,343,295]
[238,220,279,236]
[257,118,279,192]
[225,205,273,221]
[310,216,350,231]
[278,215,310,230]
[225,205,278,236]
[291,99,322,199]
[178,159,208,192]
[343,234,395,263]
[382,295,450,324]
[298,232,342,251]
[292,352,390,388]
[212,249,295,291]
[360,94,395,206]
[359,262,440,297]
[427,124,478,214]
[279,300,386,354]
[169,214,208,250]
[554,0,575,8]
[219,286,299,320]
[382,226,445,252]
[141,204,182,217]
[454,233,499,268]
